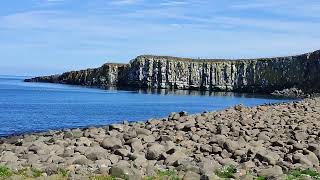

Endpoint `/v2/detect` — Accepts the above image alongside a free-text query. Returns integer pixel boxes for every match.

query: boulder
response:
[0,151,18,162]
[255,151,280,165]
[26,154,40,164]
[110,124,124,132]
[101,137,122,150]
[183,171,201,180]
[199,159,222,177]
[146,144,165,160]
[305,151,319,166]
[293,153,314,166]
[169,112,180,120]
[115,149,130,157]
[73,155,92,165]
[165,151,187,166]
[143,135,156,143]
[135,128,152,136]
[86,151,106,161]
[294,131,308,141]
[160,135,172,142]
[258,166,283,178]
[46,155,65,164]
[133,156,148,168]
[224,140,239,153]
[109,154,120,164]
[131,140,144,153]
[109,166,142,180]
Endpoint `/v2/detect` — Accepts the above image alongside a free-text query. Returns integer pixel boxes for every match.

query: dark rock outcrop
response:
[27,63,128,88]
[26,50,320,93]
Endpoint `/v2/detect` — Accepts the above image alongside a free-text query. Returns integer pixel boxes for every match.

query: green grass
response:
[0,166,12,177]
[286,168,320,180]
[215,165,237,179]
[16,168,28,177]
[31,168,43,177]
[257,176,267,180]
[58,168,69,177]
[1,164,320,180]
[13,167,43,178]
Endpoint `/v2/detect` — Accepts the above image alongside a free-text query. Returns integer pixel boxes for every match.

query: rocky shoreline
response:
[1,98,320,179]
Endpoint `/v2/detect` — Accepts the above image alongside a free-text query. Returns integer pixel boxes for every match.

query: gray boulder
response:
[131,140,144,153]
[0,151,18,162]
[258,166,283,178]
[109,165,142,180]
[183,171,201,180]
[146,144,164,160]
[101,137,123,150]
[165,151,187,166]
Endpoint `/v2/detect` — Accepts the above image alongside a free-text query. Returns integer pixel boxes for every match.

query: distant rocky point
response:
[25,50,320,94]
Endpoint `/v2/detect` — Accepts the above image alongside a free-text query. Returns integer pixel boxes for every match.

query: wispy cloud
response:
[229,0,320,18]
[110,0,142,5]
[230,1,283,9]
[1,0,320,75]
[161,1,188,6]
[1,11,58,29]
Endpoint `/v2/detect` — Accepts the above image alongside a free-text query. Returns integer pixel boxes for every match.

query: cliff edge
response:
[25,50,320,93]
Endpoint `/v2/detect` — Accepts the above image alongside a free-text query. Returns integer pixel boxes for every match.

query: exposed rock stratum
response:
[26,50,320,93]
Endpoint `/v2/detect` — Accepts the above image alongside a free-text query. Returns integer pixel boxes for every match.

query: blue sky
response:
[0,0,320,76]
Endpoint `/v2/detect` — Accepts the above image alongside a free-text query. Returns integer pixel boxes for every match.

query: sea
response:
[0,75,293,137]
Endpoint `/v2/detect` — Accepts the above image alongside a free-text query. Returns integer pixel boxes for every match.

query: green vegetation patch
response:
[16,168,28,177]
[1,164,320,180]
[287,168,320,180]
[0,166,12,177]
[31,168,43,177]
[215,165,237,179]
[257,176,267,180]
[58,168,69,177]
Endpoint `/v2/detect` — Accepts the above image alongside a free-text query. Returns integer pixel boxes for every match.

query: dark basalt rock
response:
[25,50,320,94]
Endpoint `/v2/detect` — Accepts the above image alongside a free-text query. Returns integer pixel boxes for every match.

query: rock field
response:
[1,98,320,179]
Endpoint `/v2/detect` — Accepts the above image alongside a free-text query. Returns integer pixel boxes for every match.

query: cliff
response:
[26,63,128,88]
[26,50,320,93]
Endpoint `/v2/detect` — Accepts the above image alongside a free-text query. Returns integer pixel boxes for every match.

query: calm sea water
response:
[0,75,292,137]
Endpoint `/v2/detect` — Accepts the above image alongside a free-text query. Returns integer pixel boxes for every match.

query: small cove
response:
[0,75,294,137]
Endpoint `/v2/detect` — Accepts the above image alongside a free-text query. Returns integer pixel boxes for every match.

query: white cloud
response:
[161,1,188,6]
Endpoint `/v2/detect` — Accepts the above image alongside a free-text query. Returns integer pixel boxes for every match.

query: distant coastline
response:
[26,50,320,96]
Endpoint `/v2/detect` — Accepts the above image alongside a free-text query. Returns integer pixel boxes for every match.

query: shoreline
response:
[0,93,294,139]
[1,97,320,179]
[25,79,312,99]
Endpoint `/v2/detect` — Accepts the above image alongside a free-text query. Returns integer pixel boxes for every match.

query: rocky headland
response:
[1,97,320,179]
[25,50,320,95]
